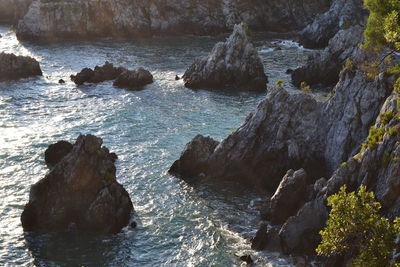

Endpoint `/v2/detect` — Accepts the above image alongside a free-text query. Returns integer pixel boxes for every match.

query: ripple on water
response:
[0,25,313,266]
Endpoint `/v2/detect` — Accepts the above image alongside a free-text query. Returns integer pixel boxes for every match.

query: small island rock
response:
[0,52,42,82]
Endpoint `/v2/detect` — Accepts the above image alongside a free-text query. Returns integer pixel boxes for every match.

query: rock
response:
[269,169,308,225]
[58,79,65,84]
[298,0,365,49]
[169,135,219,179]
[175,75,180,81]
[0,52,42,82]
[239,255,253,264]
[70,62,126,85]
[113,68,153,90]
[292,25,365,87]
[183,23,267,91]
[44,140,73,166]
[15,0,331,41]
[251,224,282,252]
[0,0,33,24]
[21,134,133,234]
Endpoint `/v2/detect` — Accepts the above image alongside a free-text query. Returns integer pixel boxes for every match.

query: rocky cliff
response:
[0,0,33,23]
[15,0,331,40]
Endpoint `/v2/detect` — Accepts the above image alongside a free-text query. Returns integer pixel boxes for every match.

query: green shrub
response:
[381,110,394,125]
[275,80,284,86]
[388,126,398,136]
[342,58,354,73]
[300,81,311,93]
[367,126,385,150]
[317,185,400,267]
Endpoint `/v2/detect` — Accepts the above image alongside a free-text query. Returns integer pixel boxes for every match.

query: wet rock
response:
[0,52,42,82]
[269,169,308,225]
[239,255,253,264]
[44,140,73,166]
[15,0,330,41]
[21,134,133,234]
[298,0,365,49]
[70,62,126,85]
[58,79,65,84]
[175,75,180,81]
[183,23,267,91]
[169,135,219,179]
[251,224,281,252]
[113,68,153,90]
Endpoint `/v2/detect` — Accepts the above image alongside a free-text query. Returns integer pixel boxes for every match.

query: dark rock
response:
[58,79,65,84]
[15,0,330,41]
[298,0,365,49]
[113,68,153,90]
[183,23,268,92]
[0,0,33,24]
[239,255,253,264]
[21,134,133,234]
[130,221,137,229]
[175,75,181,80]
[0,52,42,82]
[169,135,219,179]
[251,224,282,252]
[44,140,73,166]
[71,61,126,85]
[269,169,308,225]
[285,69,293,74]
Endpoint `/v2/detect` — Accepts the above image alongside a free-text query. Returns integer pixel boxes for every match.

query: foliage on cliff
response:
[317,185,400,266]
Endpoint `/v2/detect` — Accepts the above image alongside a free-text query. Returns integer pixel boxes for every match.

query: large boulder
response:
[15,0,330,41]
[183,23,267,91]
[21,134,133,234]
[113,68,153,90]
[44,140,73,166]
[298,0,365,49]
[70,62,126,85]
[0,52,42,82]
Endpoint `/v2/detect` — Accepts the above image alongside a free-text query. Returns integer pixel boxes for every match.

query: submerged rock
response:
[70,61,126,85]
[21,134,133,234]
[113,68,153,90]
[15,0,330,41]
[44,140,73,166]
[183,23,267,91]
[0,52,42,82]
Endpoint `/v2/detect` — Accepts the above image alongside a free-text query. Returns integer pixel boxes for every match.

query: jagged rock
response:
[0,0,33,23]
[269,169,308,225]
[169,135,219,179]
[44,140,73,166]
[251,224,282,252]
[239,255,253,264]
[0,52,42,82]
[15,0,330,41]
[58,79,65,84]
[183,23,267,91]
[292,25,364,87]
[298,0,365,49]
[113,68,153,90]
[21,134,133,234]
[70,61,126,85]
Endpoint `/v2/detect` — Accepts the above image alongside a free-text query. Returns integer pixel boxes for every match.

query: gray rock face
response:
[0,52,42,82]
[113,68,153,90]
[0,0,33,23]
[292,25,364,87]
[183,23,267,91]
[21,134,133,234]
[16,0,331,40]
[269,169,308,225]
[298,0,365,48]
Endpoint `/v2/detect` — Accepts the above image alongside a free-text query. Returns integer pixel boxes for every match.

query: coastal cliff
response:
[15,0,331,40]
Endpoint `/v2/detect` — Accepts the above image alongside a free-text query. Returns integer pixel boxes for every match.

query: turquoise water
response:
[0,26,312,266]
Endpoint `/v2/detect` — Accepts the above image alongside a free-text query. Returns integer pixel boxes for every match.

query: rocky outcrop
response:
[0,52,42,82]
[0,0,33,24]
[21,134,133,234]
[44,140,73,166]
[15,0,331,41]
[292,25,365,87]
[113,68,153,90]
[70,62,126,85]
[298,0,365,49]
[183,23,267,91]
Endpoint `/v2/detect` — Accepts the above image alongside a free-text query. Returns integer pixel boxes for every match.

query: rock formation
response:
[0,0,33,24]
[0,52,42,82]
[15,0,331,41]
[70,62,126,85]
[183,23,267,91]
[44,140,73,166]
[113,68,153,90]
[21,134,133,234]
